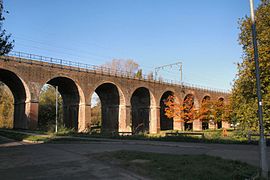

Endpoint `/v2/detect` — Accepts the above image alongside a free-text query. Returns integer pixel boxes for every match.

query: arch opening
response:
[217,97,225,129]
[38,84,63,131]
[93,83,120,133]
[0,69,29,129]
[0,82,14,128]
[201,96,211,130]
[90,92,102,132]
[38,77,80,131]
[160,91,174,130]
[183,94,194,131]
[131,87,150,134]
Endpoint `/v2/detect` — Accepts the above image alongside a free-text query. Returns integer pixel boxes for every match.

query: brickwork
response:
[0,56,230,133]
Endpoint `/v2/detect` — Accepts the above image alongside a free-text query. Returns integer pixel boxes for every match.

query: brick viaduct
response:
[0,52,230,134]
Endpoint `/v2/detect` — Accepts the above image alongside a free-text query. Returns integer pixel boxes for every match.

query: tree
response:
[0,0,14,55]
[91,101,101,126]
[164,95,228,130]
[104,59,139,75]
[0,82,13,128]
[0,1,14,128]
[164,95,196,124]
[231,0,270,133]
[135,69,142,79]
[38,85,63,131]
[197,98,213,123]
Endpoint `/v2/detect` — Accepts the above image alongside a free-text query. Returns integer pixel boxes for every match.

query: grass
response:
[95,150,259,180]
[0,129,107,143]
[0,129,51,142]
[0,128,268,146]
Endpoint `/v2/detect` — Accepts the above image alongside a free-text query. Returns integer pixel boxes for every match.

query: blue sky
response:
[4,0,260,90]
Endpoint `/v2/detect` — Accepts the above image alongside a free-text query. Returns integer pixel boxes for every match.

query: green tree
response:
[0,0,14,55]
[38,85,63,131]
[231,0,270,132]
[91,101,101,126]
[0,82,13,128]
[135,69,142,79]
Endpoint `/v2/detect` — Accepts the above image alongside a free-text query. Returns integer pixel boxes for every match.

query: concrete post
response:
[149,105,160,134]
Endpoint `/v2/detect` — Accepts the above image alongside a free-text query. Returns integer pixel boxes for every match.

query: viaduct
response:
[0,52,230,134]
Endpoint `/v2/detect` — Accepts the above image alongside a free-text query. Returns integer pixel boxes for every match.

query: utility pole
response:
[154,62,183,82]
[249,0,268,178]
[55,86,58,133]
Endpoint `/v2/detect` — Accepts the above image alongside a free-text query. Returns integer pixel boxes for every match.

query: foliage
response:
[231,0,270,133]
[164,95,229,129]
[0,82,13,128]
[104,58,139,74]
[38,85,63,131]
[91,100,101,126]
[135,69,142,78]
[197,98,214,123]
[55,125,75,136]
[0,0,14,55]
[164,95,196,123]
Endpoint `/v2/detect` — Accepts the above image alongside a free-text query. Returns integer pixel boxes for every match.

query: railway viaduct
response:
[0,52,230,134]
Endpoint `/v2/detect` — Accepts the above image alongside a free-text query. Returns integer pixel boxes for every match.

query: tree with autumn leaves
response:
[164,95,229,130]
[164,95,195,124]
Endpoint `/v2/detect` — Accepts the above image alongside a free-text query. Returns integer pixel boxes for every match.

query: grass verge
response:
[95,150,259,180]
[0,129,50,142]
[0,129,106,143]
[0,128,267,146]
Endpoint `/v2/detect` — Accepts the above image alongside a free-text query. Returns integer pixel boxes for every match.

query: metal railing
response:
[4,51,229,94]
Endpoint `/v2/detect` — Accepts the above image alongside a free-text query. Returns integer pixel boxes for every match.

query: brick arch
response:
[90,80,126,106]
[130,86,157,134]
[217,96,225,103]
[90,81,126,133]
[38,76,85,130]
[130,86,157,107]
[0,68,31,129]
[159,90,181,131]
[157,88,181,104]
[181,89,200,109]
[201,95,211,130]
[40,75,85,104]
[202,95,211,103]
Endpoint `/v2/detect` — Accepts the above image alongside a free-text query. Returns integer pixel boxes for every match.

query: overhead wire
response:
[15,31,221,85]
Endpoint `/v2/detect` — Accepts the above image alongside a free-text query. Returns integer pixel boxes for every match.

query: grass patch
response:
[96,151,258,180]
[0,129,51,142]
[0,129,106,143]
[0,130,31,141]
[1,128,268,146]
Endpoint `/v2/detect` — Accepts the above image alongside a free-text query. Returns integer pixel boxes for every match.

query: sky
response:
[4,0,261,91]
